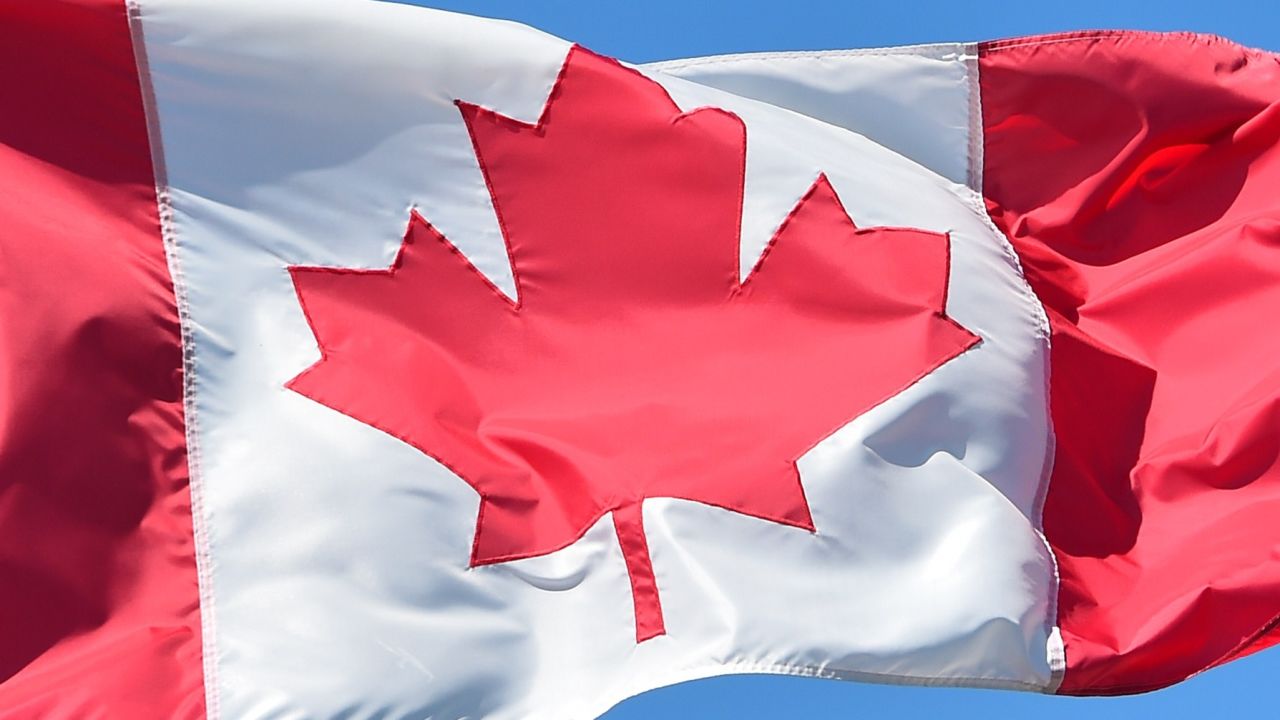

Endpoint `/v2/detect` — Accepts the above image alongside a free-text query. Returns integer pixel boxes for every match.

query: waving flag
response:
[1,1,1276,718]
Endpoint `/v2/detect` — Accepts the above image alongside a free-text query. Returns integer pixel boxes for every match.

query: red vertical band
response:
[0,0,205,716]
[980,31,1280,694]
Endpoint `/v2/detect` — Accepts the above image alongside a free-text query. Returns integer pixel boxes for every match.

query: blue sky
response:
[402,2,1278,717]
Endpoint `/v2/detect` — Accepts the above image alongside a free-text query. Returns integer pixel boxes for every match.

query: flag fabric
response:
[0,1,1276,718]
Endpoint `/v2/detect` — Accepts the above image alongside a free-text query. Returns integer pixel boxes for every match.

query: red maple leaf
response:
[288,46,978,642]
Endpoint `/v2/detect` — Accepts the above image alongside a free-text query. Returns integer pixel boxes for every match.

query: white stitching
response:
[643,42,969,72]
[980,29,1277,58]
[126,3,221,718]
[963,39,1065,689]
[578,657,1056,719]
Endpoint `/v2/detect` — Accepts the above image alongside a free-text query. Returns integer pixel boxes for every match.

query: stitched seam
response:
[578,659,1053,719]
[963,41,1065,690]
[126,4,220,718]
[980,29,1136,53]
[612,502,666,641]
[959,53,1048,343]
[1198,609,1280,681]
[455,104,526,310]
[1073,606,1280,696]
[736,172,825,290]
[963,45,983,193]
[978,29,1278,59]
[647,659,1053,691]
[643,42,969,72]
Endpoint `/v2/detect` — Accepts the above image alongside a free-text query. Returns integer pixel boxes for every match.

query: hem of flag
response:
[584,657,1060,720]
[126,2,222,717]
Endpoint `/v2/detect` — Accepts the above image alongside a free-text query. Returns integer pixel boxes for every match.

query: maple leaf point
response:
[288,46,979,642]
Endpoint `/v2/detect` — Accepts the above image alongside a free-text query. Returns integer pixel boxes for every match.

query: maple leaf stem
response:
[612,502,666,642]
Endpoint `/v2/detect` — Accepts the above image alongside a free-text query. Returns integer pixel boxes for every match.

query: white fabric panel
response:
[646,46,978,188]
[137,1,1059,718]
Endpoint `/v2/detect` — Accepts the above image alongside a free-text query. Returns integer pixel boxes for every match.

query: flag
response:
[1,1,1276,718]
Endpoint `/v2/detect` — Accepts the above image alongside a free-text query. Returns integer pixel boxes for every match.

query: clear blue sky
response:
[401,2,1278,717]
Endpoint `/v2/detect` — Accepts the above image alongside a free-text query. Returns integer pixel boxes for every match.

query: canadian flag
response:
[2,1,1278,718]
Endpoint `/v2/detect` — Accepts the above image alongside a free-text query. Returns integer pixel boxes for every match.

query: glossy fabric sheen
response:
[980,32,1280,694]
[137,0,1055,716]
[12,0,1276,712]
[287,46,978,644]
[0,0,204,717]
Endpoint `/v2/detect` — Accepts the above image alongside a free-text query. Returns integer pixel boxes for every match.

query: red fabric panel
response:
[980,31,1280,694]
[0,0,204,716]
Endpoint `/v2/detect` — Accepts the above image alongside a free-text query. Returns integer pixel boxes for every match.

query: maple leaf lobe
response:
[288,46,979,642]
